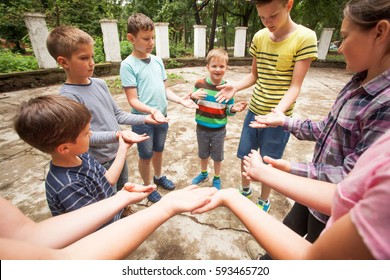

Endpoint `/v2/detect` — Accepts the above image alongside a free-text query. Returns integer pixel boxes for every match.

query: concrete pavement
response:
[0,65,352,259]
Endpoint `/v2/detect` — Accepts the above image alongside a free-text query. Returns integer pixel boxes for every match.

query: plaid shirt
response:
[284,69,390,223]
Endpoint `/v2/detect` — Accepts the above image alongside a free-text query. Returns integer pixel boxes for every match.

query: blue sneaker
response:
[212,178,221,190]
[257,199,271,212]
[191,173,209,184]
[154,175,175,190]
[238,186,252,198]
[147,190,162,203]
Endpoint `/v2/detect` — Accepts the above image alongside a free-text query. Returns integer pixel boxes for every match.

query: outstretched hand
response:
[231,101,248,113]
[179,96,199,109]
[120,183,156,204]
[158,185,217,216]
[215,83,237,103]
[250,109,286,128]
[121,131,150,145]
[150,109,170,123]
[191,89,207,100]
[242,150,266,182]
[192,188,237,214]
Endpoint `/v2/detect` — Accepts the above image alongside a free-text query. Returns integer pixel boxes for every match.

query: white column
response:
[155,22,170,59]
[318,28,335,60]
[23,13,57,69]
[99,19,122,62]
[234,27,248,57]
[193,25,207,58]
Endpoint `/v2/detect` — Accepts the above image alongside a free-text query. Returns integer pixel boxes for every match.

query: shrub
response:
[0,50,38,73]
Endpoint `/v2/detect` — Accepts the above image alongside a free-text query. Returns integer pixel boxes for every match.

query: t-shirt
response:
[45,153,121,227]
[249,24,318,116]
[325,131,390,259]
[120,54,168,116]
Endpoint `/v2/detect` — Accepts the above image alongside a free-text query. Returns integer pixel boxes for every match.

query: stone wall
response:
[0,58,345,93]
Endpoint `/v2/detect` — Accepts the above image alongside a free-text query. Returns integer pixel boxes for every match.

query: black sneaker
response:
[147,190,162,203]
[153,175,175,190]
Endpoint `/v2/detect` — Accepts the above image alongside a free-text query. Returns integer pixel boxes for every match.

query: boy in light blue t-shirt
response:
[120,13,198,203]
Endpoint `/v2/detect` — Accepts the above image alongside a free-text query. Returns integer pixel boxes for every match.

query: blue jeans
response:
[237,111,290,159]
[132,123,169,159]
[102,159,128,192]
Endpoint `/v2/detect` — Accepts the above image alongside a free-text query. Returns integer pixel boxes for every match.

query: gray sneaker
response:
[246,240,263,260]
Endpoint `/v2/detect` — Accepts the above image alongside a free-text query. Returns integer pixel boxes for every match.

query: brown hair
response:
[127,13,154,36]
[206,48,229,65]
[344,0,390,30]
[14,95,91,153]
[255,0,289,6]
[46,25,94,60]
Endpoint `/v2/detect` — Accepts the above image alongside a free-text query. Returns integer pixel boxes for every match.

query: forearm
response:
[105,145,128,185]
[223,190,312,259]
[275,86,300,113]
[62,202,172,259]
[29,192,132,248]
[252,165,335,215]
[89,131,117,146]
[165,88,181,103]
[233,73,257,92]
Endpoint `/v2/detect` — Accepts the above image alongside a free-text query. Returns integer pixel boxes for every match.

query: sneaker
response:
[246,240,263,260]
[257,199,271,212]
[212,178,221,190]
[147,190,162,203]
[237,186,252,198]
[154,175,175,190]
[191,173,209,185]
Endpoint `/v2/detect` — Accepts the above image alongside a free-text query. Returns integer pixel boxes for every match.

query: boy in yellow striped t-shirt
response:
[215,0,318,212]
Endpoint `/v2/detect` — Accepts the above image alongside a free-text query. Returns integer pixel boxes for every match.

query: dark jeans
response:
[102,159,128,193]
[260,202,327,260]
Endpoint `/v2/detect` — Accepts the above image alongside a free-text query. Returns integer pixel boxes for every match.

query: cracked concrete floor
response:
[0,65,352,260]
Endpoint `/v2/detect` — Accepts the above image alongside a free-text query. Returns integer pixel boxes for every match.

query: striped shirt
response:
[45,153,121,226]
[194,77,235,129]
[285,69,390,223]
[249,25,318,116]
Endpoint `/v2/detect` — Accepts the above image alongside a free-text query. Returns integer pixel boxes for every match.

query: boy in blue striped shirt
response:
[190,48,247,190]
[14,95,153,228]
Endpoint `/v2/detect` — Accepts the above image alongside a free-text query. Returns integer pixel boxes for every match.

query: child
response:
[216,0,318,212]
[193,130,390,259]
[120,13,198,203]
[46,25,157,192]
[0,185,217,259]
[190,48,247,190]
[248,0,390,258]
[14,95,144,227]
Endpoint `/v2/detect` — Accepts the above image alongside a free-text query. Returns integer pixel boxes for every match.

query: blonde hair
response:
[46,26,94,60]
[206,48,229,65]
[344,0,390,30]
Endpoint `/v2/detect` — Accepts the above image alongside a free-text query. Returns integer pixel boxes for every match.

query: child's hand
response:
[179,97,199,109]
[263,156,291,173]
[231,101,248,113]
[250,109,286,128]
[145,114,168,125]
[121,131,150,144]
[119,183,156,204]
[215,83,237,103]
[242,150,265,182]
[151,109,170,123]
[191,89,207,100]
[192,188,237,214]
[158,185,217,216]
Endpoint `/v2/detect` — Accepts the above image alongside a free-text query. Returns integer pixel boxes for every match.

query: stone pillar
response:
[193,25,207,58]
[234,27,248,57]
[155,23,170,59]
[99,19,122,62]
[23,13,57,69]
[318,28,335,60]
